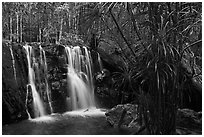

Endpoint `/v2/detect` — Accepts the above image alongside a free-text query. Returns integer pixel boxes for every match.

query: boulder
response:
[176,108,202,135]
[105,104,202,135]
[105,104,143,133]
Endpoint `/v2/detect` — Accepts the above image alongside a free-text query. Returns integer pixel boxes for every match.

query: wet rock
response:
[176,108,202,135]
[105,104,143,132]
[105,104,202,135]
[2,42,28,124]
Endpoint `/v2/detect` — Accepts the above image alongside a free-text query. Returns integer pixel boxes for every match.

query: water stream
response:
[8,45,17,83]
[39,46,53,113]
[24,44,46,118]
[65,46,95,110]
[97,52,103,72]
[23,44,98,118]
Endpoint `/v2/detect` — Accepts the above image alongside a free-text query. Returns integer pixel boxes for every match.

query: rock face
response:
[105,104,202,135]
[2,41,104,124]
[2,42,29,124]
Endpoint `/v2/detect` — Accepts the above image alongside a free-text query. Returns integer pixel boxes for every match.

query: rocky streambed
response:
[2,108,129,135]
[2,105,202,135]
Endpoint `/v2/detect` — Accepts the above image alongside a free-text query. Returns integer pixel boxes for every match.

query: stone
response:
[176,108,202,134]
[105,104,143,132]
[105,104,202,135]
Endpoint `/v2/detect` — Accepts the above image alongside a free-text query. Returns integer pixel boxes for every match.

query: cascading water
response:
[24,44,46,118]
[97,52,103,72]
[65,46,95,110]
[8,44,17,83]
[39,46,53,114]
[25,85,32,119]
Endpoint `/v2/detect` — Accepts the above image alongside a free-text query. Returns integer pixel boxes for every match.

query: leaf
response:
[161,41,167,58]
[162,69,169,80]
[181,40,202,54]
[165,63,173,73]
[163,21,169,32]
[140,20,154,28]
[157,71,160,89]
[160,15,164,29]
[155,62,158,72]
[182,19,201,33]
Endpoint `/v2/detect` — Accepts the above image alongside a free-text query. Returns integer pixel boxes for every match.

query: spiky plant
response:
[132,2,202,134]
[79,2,201,134]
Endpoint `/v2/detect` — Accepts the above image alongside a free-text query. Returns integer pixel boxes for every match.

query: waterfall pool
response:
[2,108,129,135]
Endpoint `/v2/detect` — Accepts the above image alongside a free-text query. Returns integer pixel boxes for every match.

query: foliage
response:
[2,2,202,134]
[80,2,202,134]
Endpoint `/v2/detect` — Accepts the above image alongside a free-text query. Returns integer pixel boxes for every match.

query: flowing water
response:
[23,44,97,117]
[24,44,46,118]
[65,46,95,110]
[97,52,103,72]
[25,85,32,119]
[8,45,17,83]
[39,46,53,113]
[2,109,128,135]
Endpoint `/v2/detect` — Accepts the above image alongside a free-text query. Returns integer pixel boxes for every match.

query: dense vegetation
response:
[2,2,202,135]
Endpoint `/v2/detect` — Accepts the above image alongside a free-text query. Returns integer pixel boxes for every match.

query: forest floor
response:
[2,108,130,135]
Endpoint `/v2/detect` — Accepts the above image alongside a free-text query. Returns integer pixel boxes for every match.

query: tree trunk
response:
[74,2,77,33]
[29,4,31,42]
[127,3,141,41]
[16,12,19,43]
[109,9,136,57]
[68,12,71,33]
[101,17,133,64]
[39,27,41,42]
[10,15,12,41]
[59,18,63,42]
[20,13,22,42]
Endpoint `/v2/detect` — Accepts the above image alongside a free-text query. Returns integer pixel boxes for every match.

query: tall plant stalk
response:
[109,8,136,57]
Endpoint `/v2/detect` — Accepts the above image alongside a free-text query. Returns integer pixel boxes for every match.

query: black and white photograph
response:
[1,1,202,135]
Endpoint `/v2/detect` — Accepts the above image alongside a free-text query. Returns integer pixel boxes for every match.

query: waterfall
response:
[39,45,53,114]
[65,46,95,110]
[25,85,32,119]
[24,44,46,118]
[8,45,17,83]
[97,52,103,72]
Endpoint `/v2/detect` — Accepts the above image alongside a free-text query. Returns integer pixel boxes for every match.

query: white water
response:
[65,46,95,110]
[24,44,46,118]
[8,45,17,83]
[97,52,103,72]
[39,46,53,114]
[25,85,31,119]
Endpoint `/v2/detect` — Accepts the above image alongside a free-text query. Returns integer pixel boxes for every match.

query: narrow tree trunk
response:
[16,12,19,43]
[39,27,41,42]
[38,12,41,43]
[109,9,136,57]
[68,13,71,33]
[10,15,12,41]
[20,13,23,42]
[77,6,80,34]
[29,4,31,42]
[101,17,133,64]
[74,2,76,33]
[127,3,141,41]
[59,18,63,42]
